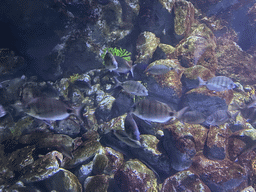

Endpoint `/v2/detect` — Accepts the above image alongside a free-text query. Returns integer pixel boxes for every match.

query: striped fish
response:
[198,76,236,92]
[131,99,175,123]
[144,64,173,75]
[178,110,206,124]
[114,77,148,96]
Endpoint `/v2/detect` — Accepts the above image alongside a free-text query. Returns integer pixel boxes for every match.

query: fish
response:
[131,99,187,123]
[104,51,118,72]
[205,110,238,126]
[23,97,85,122]
[178,110,206,124]
[125,113,140,141]
[144,64,174,75]
[113,129,142,148]
[113,77,148,96]
[0,104,6,118]
[113,56,137,77]
[198,76,236,92]
[0,75,26,93]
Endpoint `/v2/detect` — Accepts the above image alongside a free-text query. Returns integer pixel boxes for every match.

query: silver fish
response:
[0,104,6,118]
[114,77,148,96]
[131,99,176,123]
[144,64,173,75]
[113,56,136,77]
[198,76,236,92]
[24,97,85,121]
[205,110,237,126]
[113,129,142,148]
[125,113,140,141]
[178,110,206,124]
[104,51,118,72]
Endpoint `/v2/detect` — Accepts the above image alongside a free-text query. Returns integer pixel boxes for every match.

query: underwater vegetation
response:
[101,47,131,65]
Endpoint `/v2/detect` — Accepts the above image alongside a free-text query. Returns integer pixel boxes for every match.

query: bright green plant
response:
[101,47,131,65]
[69,73,81,83]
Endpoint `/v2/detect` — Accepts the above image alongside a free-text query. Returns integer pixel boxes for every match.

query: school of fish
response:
[0,51,248,149]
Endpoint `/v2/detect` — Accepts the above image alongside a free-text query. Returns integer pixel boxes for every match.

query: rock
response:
[161,170,211,192]
[21,151,63,183]
[241,186,256,192]
[0,48,25,76]
[144,77,180,110]
[43,168,82,192]
[63,140,102,169]
[138,0,174,44]
[216,35,256,84]
[19,132,75,159]
[98,114,126,135]
[163,129,196,171]
[54,119,81,137]
[135,31,160,64]
[131,134,174,180]
[114,159,158,191]
[145,59,183,96]
[110,92,134,119]
[92,154,109,175]
[181,91,229,119]
[205,125,230,160]
[104,147,124,175]
[228,128,256,161]
[8,146,35,172]
[94,95,116,123]
[162,121,208,153]
[170,24,217,72]
[191,154,248,192]
[84,175,109,192]
[173,0,195,37]
[181,65,214,91]
[76,161,94,185]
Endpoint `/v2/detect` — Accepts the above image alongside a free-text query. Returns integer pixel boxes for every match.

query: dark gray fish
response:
[104,51,118,72]
[178,110,206,124]
[0,104,6,118]
[205,110,237,126]
[114,77,148,96]
[131,99,176,123]
[0,75,26,92]
[198,76,236,92]
[113,56,136,77]
[113,129,142,148]
[144,64,173,75]
[125,113,140,141]
[24,97,85,121]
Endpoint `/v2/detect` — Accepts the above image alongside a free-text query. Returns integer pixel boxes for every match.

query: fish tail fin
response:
[198,77,206,86]
[130,64,137,77]
[113,76,122,89]
[74,104,87,124]
[175,106,189,120]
